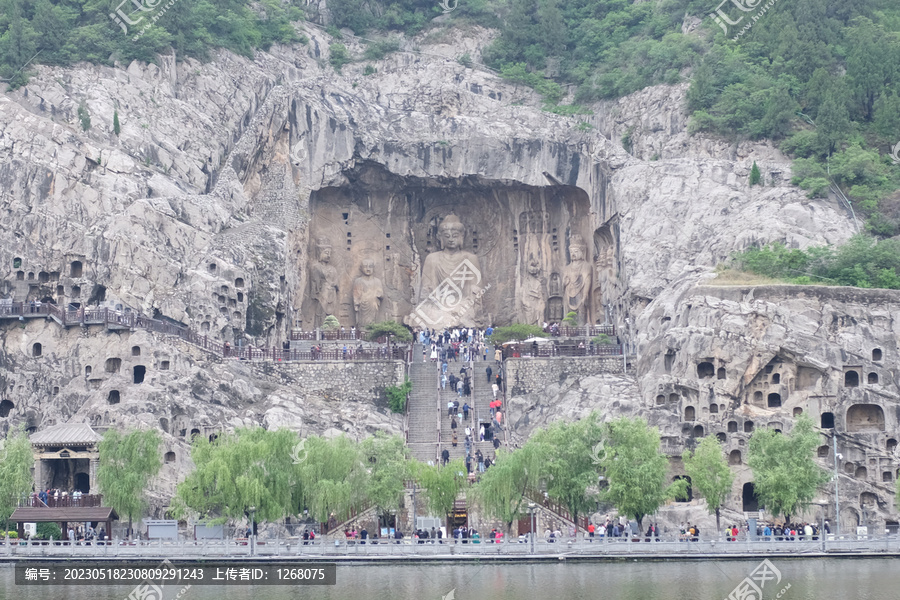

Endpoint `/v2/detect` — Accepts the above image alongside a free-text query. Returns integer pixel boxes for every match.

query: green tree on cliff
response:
[365,320,412,343]
[487,324,547,345]
[749,161,761,186]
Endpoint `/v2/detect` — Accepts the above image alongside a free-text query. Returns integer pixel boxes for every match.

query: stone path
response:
[438,355,499,466]
[406,344,439,462]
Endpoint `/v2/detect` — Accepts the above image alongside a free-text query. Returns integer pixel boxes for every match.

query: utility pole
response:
[412,480,417,538]
[528,502,536,554]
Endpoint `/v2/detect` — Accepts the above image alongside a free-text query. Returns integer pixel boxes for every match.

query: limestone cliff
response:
[0,21,892,530]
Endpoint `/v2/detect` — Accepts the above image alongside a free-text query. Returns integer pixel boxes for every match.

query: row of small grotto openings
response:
[673,474,759,509]
[844,369,880,386]
[696,361,727,380]
[89,355,147,384]
[838,462,896,483]
[183,429,219,444]
[671,476,760,513]
[819,404,886,432]
[682,405,885,440]
[672,474,759,508]
[12,259,83,278]
[35,343,140,361]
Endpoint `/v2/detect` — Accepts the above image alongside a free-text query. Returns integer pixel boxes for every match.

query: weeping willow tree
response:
[598,416,687,532]
[0,427,34,534]
[97,428,162,536]
[171,428,301,527]
[530,412,604,528]
[360,432,413,523]
[472,443,545,535]
[297,435,369,525]
[414,458,468,529]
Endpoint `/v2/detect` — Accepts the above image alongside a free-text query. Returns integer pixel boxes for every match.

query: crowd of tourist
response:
[424,325,506,479]
[420,326,492,363]
[64,525,107,543]
[30,488,88,507]
[730,520,830,541]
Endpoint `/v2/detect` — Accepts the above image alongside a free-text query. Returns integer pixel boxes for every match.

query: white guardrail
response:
[4,535,900,558]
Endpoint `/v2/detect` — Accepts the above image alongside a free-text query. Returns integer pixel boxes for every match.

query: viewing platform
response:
[19,494,104,509]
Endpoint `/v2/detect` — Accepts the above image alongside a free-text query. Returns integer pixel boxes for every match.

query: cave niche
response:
[846,404,884,433]
[305,163,598,329]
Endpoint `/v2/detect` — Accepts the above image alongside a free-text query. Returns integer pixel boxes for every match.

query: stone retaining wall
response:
[505,356,625,396]
[250,360,406,404]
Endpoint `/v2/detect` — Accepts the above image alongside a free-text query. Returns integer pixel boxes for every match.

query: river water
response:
[1,558,898,600]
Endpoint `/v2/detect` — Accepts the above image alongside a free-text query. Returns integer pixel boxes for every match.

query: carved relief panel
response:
[302,165,602,329]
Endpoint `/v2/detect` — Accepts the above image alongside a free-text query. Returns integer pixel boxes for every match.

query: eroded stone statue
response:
[596,245,616,281]
[563,234,592,323]
[410,215,483,329]
[519,255,546,325]
[352,258,383,327]
[310,237,339,326]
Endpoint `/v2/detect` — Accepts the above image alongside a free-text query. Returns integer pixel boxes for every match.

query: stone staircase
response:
[407,344,440,462]
[437,352,499,465]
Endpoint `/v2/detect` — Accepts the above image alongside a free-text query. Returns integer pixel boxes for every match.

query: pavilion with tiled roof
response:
[8,423,118,538]
[30,422,102,494]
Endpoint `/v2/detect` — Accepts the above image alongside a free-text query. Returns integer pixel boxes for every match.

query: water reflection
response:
[1,558,899,600]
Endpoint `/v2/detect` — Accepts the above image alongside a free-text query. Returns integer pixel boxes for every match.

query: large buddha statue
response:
[563,234,592,323]
[519,255,546,326]
[352,257,383,327]
[310,237,339,326]
[410,215,484,329]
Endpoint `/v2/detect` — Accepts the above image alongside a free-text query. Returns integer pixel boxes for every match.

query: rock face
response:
[637,282,900,531]
[0,20,892,529]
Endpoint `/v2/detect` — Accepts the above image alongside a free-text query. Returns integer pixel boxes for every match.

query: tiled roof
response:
[30,423,102,447]
[9,507,118,522]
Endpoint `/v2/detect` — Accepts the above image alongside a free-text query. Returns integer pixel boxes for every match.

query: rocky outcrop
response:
[636,281,900,531]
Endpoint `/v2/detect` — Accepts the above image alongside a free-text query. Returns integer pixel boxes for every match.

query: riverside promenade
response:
[4,535,900,562]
